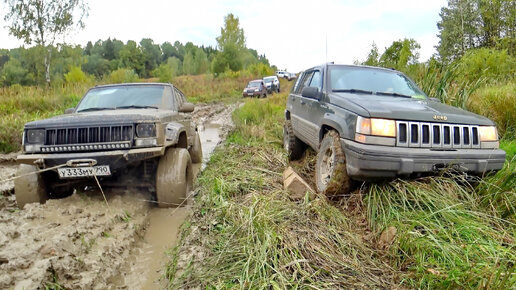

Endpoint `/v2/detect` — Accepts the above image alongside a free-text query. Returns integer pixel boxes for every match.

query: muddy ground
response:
[0,103,235,289]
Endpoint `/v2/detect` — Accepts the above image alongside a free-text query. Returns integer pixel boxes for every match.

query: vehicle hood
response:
[24,109,172,129]
[331,93,494,125]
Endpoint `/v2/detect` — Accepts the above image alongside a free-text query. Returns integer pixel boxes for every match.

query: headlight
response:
[136,123,156,138]
[26,129,45,144]
[479,126,498,142]
[254,88,259,92]
[356,117,396,137]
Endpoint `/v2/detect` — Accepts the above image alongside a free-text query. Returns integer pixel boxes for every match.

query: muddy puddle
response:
[117,119,226,289]
[0,103,236,289]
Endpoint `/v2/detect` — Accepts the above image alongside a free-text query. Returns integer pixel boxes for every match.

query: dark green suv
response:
[283,64,506,196]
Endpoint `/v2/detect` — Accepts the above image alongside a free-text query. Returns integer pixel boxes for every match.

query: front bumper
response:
[243,91,260,97]
[341,139,506,180]
[18,147,165,173]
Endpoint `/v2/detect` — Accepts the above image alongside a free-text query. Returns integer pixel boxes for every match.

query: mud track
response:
[0,103,236,289]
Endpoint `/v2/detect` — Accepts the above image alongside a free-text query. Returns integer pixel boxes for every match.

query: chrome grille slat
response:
[396,121,480,149]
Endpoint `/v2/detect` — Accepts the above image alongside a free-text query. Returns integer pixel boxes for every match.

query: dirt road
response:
[0,103,235,289]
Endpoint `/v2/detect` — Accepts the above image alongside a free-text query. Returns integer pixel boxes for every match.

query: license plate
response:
[58,166,111,178]
[248,93,253,96]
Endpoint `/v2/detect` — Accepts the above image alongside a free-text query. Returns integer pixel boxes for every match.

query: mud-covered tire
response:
[14,164,49,209]
[189,132,203,163]
[156,148,193,208]
[283,120,305,160]
[315,130,352,197]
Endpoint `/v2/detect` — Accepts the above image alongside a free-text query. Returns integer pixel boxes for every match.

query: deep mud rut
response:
[0,103,236,289]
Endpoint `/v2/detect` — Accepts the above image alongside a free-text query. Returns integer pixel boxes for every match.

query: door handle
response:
[300,100,306,105]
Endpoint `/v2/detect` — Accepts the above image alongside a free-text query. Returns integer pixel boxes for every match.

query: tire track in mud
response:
[0,103,236,289]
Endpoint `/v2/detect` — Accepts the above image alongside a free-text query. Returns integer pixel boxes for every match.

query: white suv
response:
[276,71,295,81]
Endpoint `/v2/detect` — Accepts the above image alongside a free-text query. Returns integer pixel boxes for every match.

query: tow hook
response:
[66,159,97,167]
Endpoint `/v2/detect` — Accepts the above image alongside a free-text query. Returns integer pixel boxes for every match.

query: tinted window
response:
[329,66,426,98]
[309,70,322,90]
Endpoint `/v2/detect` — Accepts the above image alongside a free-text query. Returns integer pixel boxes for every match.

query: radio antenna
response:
[325,34,328,63]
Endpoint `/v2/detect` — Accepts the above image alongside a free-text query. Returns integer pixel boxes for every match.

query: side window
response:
[297,71,314,94]
[173,87,185,109]
[309,70,322,91]
[292,72,304,93]
[163,86,175,110]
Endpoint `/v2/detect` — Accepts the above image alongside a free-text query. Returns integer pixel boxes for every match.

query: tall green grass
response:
[0,84,87,152]
[367,172,515,288]
[172,74,260,104]
[468,82,516,138]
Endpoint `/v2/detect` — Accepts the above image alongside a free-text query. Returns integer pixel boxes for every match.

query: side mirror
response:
[429,97,441,103]
[179,102,195,113]
[301,87,321,99]
[64,108,75,114]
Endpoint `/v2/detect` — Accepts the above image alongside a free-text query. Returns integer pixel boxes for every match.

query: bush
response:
[245,63,274,78]
[64,66,91,84]
[106,68,139,83]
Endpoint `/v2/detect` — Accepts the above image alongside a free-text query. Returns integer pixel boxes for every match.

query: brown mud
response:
[0,102,236,289]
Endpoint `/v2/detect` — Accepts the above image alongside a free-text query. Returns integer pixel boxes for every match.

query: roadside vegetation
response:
[166,77,515,288]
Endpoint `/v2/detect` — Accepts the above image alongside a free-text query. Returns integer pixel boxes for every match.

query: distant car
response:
[276,71,288,79]
[287,72,297,80]
[263,76,280,93]
[243,80,267,98]
[276,71,295,81]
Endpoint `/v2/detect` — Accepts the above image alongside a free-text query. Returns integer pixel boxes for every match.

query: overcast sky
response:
[0,0,447,72]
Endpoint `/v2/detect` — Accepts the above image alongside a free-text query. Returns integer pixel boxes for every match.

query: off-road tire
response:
[156,148,193,208]
[283,120,305,160]
[315,130,352,197]
[14,164,49,209]
[43,171,75,199]
[189,132,203,163]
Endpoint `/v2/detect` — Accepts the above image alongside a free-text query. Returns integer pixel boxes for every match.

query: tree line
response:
[1,7,271,87]
[360,0,515,82]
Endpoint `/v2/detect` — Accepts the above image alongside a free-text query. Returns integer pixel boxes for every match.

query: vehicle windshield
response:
[263,77,274,83]
[76,85,164,112]
[248,81,261,88]
[329,66,427,99]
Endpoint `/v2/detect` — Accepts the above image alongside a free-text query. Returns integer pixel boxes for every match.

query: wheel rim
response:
[319,146,335,186]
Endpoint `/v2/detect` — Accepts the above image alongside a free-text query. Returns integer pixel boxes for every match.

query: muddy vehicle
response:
[243,80,267,98]
[15,83,202,208]
[284,63,506,196]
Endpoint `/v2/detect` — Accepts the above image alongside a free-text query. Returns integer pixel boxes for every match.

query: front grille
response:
[396,121,480,149]
[41,125,134,153]
[45,125,133,145]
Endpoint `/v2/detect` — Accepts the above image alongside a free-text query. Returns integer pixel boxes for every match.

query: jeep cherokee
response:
[15,83,202,208]
[283,64,506,196]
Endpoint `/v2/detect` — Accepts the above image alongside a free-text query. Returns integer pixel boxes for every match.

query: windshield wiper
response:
[332,89,374,95]
[77,107,115,112]
[375,92,412,98]
[115,105,159,109]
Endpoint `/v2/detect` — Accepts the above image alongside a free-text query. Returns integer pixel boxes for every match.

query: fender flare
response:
[319,114,351,142]
[165,123,186,145]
